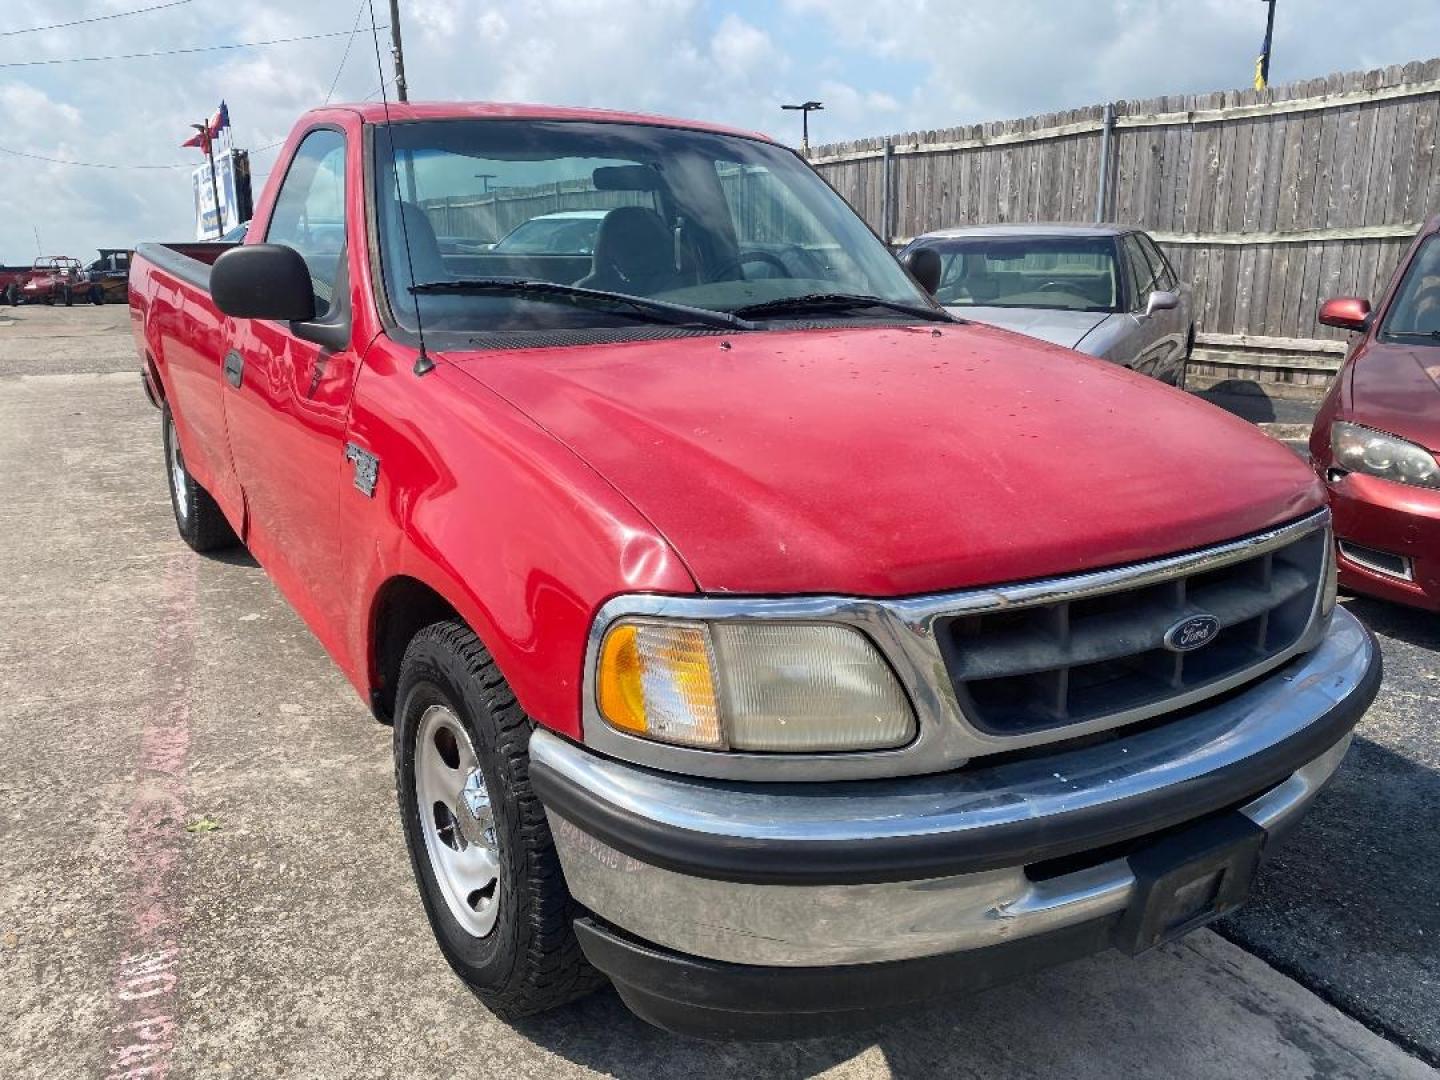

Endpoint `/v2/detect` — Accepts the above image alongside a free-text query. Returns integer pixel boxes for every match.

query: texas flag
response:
[209,101,231,138]
[181,101,231,152]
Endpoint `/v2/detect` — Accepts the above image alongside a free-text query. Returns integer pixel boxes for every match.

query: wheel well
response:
[369,576,463,724]
[144,353,166,405]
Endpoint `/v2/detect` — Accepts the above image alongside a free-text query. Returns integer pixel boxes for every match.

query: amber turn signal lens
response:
[596,621,724,749]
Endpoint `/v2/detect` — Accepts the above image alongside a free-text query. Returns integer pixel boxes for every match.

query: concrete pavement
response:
[0,305,1433,1079]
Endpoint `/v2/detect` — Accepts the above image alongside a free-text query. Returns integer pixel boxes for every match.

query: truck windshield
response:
[917,236,1122,313]
[1379,235,1440,344]
[373,119,933,336]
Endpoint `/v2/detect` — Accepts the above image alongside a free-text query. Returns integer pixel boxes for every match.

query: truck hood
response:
[450,324,1324,595]
[1346,343,1440,452]
[942,306,1110,350]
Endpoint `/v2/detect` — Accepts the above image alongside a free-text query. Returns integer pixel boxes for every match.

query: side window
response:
[1121,234,1156,311]
[264,129,347,314]
[1138,233,1177,291]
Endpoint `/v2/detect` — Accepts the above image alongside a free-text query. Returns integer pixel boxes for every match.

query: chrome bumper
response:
[534,607,1378,968]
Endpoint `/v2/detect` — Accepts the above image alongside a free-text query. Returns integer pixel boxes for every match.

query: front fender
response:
[340,343,696,740]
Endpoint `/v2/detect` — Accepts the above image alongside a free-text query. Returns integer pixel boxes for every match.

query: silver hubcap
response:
[167,419,189,521]
[415,705,501,937]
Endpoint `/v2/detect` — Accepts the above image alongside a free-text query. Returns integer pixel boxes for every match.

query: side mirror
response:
[901,246,942,296]
[211,244,316,323]
[1318,296,1372,332]
[1145,289,1179,317]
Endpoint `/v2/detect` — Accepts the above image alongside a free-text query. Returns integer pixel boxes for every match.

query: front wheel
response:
[162,404,237,552]
[393,621,602,1019]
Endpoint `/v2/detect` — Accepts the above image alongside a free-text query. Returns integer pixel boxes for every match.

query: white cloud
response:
[0,0,1437,259]
[0,83,82,132]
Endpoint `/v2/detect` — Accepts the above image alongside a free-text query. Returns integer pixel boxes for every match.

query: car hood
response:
[450,324,1324,596]
[942,306,1110,349]
[1346,343,1440,452]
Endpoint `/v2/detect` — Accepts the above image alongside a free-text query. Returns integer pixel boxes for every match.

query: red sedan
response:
[1310,216,1440,611]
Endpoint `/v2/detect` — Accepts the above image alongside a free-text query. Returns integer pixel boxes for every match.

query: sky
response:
[1,0,1438,260]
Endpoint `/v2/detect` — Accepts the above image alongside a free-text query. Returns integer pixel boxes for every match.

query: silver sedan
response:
[900,224,1195,385]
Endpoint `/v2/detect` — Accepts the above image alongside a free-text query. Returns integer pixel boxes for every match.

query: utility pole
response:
[193,122,223,239]
[388,0,409,102]
[781,101,824,155]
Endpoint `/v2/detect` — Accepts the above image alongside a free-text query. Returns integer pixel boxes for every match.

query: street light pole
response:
[388,0,409,102]
[781,100,824,155]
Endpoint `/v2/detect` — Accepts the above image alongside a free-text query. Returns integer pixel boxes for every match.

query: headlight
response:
[1331,421,1440,489]
[595,619,915,753]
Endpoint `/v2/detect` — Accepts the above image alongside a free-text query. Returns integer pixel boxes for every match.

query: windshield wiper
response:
[410,278,755,332]
[1384,329,1440,342]
[731,292,955,323]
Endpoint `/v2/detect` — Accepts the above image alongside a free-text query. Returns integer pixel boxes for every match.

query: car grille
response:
[935,527,1328,736]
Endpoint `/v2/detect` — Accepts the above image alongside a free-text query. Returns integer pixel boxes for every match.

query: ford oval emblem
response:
[1164,614,1221,652]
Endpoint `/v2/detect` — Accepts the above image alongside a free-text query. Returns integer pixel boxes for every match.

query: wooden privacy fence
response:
[808,58,1440,388]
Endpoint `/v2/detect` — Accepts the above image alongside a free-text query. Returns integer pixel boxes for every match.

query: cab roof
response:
[323,101,774,144]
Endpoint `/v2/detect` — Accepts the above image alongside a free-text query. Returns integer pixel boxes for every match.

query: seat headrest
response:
[591,207,674,284]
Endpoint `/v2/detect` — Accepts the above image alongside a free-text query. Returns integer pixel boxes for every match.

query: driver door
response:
[222,126,361,641]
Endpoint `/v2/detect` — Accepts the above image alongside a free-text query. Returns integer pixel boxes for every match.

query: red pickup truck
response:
[130,102,1380,1039]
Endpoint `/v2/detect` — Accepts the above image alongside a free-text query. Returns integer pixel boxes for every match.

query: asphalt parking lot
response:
[1,304,1436,1079]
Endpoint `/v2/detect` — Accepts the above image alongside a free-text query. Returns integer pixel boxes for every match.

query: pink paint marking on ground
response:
[103,553,198,1080]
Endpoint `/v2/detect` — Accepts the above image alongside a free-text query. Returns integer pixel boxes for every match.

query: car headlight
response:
[595,619,915,752]
[1331,421,1440,489]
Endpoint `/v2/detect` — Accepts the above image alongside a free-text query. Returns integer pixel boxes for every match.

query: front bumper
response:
[1327,470,1440,611]
[532,608,1380,1036]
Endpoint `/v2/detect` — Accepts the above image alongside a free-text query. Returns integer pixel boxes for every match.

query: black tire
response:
[62,285,72,307]
[90,285,104,305]
[394,621,603,1019]
[2,284,15,306]
[162,404,237,552]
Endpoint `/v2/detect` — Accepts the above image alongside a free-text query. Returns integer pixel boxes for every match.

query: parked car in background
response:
[900,224,1194,385]
[1,263,31,305]
[21,256,87,306]
[130,102,1377,1039]
[1309,216,1440,611]
[491,209,609,254]
[85,249,132,304]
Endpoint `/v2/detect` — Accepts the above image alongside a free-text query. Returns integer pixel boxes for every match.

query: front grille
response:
[936,527,1327,736]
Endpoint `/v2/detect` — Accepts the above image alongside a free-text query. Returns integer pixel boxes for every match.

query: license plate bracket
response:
[1113,812,1266,956]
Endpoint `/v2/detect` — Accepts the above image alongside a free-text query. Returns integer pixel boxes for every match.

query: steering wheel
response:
[1036,281,1077,293]
[713,250,792,281]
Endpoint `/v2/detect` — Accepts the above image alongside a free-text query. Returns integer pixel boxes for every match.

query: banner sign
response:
[191,149,253,240]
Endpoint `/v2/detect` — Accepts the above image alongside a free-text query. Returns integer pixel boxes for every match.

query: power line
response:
[324,0,370,105]
[362,76,397,101]
[0,26,387,69]
[0,144,193,169]
[0,0,194,38]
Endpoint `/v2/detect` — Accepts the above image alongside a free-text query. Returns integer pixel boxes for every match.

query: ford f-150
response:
[130,102,1381,1039]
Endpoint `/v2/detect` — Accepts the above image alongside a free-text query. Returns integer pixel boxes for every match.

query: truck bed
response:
[132,242,237,291]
